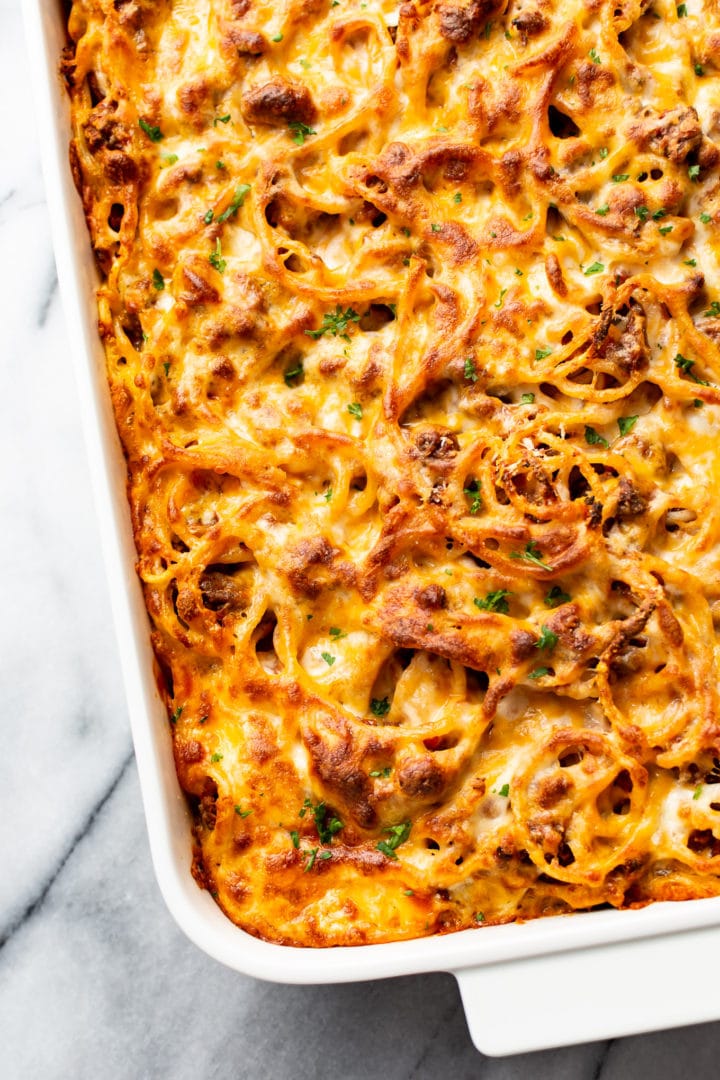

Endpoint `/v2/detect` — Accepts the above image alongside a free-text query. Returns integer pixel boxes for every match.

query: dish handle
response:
[455,924,720,1056]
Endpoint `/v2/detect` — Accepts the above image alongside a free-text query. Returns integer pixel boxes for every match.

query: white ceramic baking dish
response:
[23,0,720,1055]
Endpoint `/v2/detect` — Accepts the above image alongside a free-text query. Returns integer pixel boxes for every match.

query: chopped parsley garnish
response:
[299,797,344,844]
[139,118,163,142]
[584,261,605,276]
[170,706,183,724]
[521,392,535,404]
[320,651,336,666]
[652,208,667,220]
[704,302,720,317]
[693,784,703,800]
[216,160,226,170]
[529,667,551,679]
[659,225,673,235]
[684,258,697,267]
[589,47,602,63]
[370,766,392,778]
[284,361,304,386]
[535,347,552,361]
[162,153,178,166]
[370,696,391,717]
[203,209,214,224]
[453,192,462,203]
[272,33,284,42]
[213,114,231,126]
[612,173,629,183]
[464,356,478,382]
[695,63,705,76]
[585,425,608,447]
[152,268,165,291]
[700,213,712,224]
[210,752,223,762]
[674,353,709,385]
[535,625,558,651]
[217,184,251,224]
[494,287,507,308]
[515,267,523,276]
[403,889,415,896]
[323,488,333,503]
[617,415,639,436]
[635,206,649,221]
[329,626,346,639]
[431,223,441,233]
[511,540,552,571]
[475,912,485,923]
[497,783,510,797]
[376,821,412,859]
[595,204,610,216]
[289,121,316,145]
[599,147,609,159]
[303,848,318,872]
[677,3,688,15]
[545,585,571,607]
[689,164,701,182]
[474,589,512,614]
[347,401,363,419]
[234,805,252,818]
[209,238,226,273]
[290,830,300,848]
[463,479,482,515]
[319,851,332,861]
[306,305,360,341]
[163,362,171,377]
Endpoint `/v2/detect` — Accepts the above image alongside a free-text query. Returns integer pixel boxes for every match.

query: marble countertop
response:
[3,0,719,1074]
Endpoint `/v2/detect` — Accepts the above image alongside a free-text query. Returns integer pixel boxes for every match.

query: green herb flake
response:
[376,821,412,859]
[234,806,252,818]
[431,223,441,233]
[319,851,332,861]
[704,301,720,317]
[284,361,304,387]
[289,830,300,848]
[635,206,649,221]
[370,766,392,778]
[209,238,226,273]
[213,114,231,126]
[475,911,485,923]
[403,889,415,896]
[217,184,251,224]
[535,347,552,361]
[510,540,553,571]
[210,752,223,762]
[170,705,183,724]
[612,173,629,183]
[139,118,163,142]
[203,209,214,224]
[659,225,673,235]
[674,353,710,385]
[323,488,333,503]
[584,261,605,276]
[152,268,165,291]
[272,32,284,42]
[306,305,361,341]
[215,160,226,170]
[599,147,609,159]
[329,627,346,639]
[700,213,712,224]
[589,47,602,63]
[347,401,363,419]
[535,625,558,651]
[545,585,571,608]
[677,3,688,15]
[693,784,703,800]
[299,797,344,844]
[498,783,510,797]
[320,651,336,666]
[521,392,535,404]
[370,697,391,717]
[162,153,179,166]
[453,192,462,203]
[529,667,551,679]
[289,120,316,145]
[595,204,610,216]
[684,258,697,267]
[163,362,171,377]
[474,589,512,614]
[464,356,478,383]
[303,848,318,872]
[689,164,701,182]
[463,479,482,515]
[695,63,705,76]
[585,425,608,447]
[494,287,507,308]
[617,415,639,436]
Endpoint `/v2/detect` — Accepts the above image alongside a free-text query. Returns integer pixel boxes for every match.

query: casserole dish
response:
[23,0,720,1054]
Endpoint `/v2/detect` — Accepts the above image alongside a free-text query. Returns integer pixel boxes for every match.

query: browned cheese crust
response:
[63,0,720,945]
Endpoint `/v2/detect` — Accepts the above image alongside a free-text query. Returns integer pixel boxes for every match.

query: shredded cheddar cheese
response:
[63,0,720,945]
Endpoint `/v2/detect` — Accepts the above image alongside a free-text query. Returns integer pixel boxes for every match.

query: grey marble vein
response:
[4,0,720,1075]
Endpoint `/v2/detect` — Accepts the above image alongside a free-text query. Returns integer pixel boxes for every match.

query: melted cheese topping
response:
[64,0,720,945]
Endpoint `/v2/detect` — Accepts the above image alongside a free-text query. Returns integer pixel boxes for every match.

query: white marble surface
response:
[3,0,720,1074]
